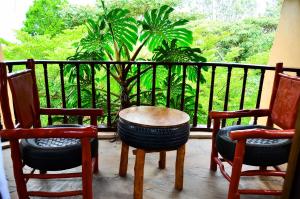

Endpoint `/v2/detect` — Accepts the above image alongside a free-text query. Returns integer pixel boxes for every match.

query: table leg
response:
[175,145,185,191]
[119,142,129,177]
[134,149,146,199]
[159,151,166,169]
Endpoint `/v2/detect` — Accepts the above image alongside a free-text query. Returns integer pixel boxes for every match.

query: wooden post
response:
[159,151,166,169]
[175,144,185,190]
[119,142,129,177]
[134,149,145,199]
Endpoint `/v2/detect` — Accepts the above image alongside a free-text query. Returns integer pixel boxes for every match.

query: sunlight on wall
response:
[260,0,300,123]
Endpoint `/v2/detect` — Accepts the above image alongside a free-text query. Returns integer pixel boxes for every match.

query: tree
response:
[264,0,283,18]
[23,0,67,36]
[61,4,99,29]
[67,2,206,117]
[2,27,86,115]
[175,0,257,22]
[97,0,180,17]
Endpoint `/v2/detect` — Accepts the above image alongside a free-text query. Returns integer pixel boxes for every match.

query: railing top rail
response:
[1,60,299,72]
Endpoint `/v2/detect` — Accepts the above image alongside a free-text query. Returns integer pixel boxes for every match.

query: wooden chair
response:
[209,63,300,199]
[0,60,103,198]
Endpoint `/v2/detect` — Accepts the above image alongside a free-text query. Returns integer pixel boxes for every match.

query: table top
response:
[119,106,190,127]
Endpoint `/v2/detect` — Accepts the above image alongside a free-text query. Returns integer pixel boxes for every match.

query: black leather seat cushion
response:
[20,124,98,171]
[216,125,291,166]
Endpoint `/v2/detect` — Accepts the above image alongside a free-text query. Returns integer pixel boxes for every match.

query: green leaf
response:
[140,5,193,51]
[106,8,138,51]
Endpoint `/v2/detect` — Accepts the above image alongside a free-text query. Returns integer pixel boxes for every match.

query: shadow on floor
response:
[3,139,282,199]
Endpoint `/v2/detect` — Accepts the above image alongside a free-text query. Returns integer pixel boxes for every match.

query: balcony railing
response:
[2,60,300,132]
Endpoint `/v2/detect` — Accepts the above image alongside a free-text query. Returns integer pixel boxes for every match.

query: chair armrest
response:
[209,109,270,119]
[230,129,295,141]
[40,108,104,117]
[0,126,97,140]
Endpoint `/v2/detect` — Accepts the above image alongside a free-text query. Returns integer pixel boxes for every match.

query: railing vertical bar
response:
[222,66,232,127]
[180,64,187,111]
[7,64,13,73]
[91,63,96,108]
[193,65,202,127]
[75,63,82,124]
[151,64,157,106]
[237,67,248,125]
[136,63,141,106]
[43,63,52,125]
[254,69,266,124]
[166,64,172,107]
[106,64,112,127]
[207,66,216,128]
[59,63,68,123]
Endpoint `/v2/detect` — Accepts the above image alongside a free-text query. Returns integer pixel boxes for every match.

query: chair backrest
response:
[269,63,300,129]
[7,68,41,128]
[0,63,14,129]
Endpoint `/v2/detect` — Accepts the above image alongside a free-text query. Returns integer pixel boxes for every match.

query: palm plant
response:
[66,1,206,120]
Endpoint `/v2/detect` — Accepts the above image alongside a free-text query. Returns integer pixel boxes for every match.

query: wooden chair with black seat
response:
[209,63,300,199]
[0,60,103,198]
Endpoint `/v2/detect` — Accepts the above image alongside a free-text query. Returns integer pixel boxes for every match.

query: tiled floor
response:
[3,139,282,198]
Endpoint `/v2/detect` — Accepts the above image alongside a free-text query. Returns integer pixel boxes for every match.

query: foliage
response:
[265,0,283,18]
[73,4,194,61]
[188,16,279,123]
[192,17,277,64]
[23,0,68,36]
[217,17,277,62]
[98,0,180,17]
[61,5,99,29]
[3,27,85,60]
[2,27,86,116]
[153,40,205,62]
[139,6,192,51]
[176,0,281,22]
[153,39,207,83]
[67,3,205,115]
[23,0,99,36]
[2,0,282,126]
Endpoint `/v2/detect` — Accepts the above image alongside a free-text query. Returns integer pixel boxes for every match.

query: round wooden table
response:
[118,106,190,199]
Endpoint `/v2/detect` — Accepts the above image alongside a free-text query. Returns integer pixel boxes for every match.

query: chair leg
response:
[82,138,93,199]
[134,149,146,199]
[228,140,246,199]
[10,141,29,199]
[159,151,166,169]
[175,145,185,191]
[119,141,129,177]
[210,119,220,171]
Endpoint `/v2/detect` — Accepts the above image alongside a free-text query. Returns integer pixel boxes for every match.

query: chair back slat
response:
[271,74,300,129]
[8,70,40,128]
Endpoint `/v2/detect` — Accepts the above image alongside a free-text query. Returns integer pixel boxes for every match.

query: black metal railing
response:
[2,60,300,132]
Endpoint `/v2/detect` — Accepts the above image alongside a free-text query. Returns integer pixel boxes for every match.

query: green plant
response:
[66,2,206,116]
